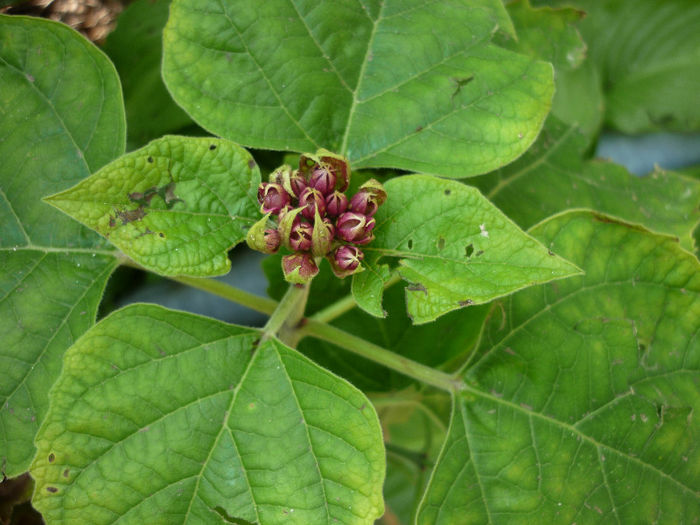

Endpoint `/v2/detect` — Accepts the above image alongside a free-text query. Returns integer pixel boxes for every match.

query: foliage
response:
[1,1,699,523]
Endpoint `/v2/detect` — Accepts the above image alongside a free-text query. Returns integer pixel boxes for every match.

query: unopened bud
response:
[328,245,364,278]
[299,149,350,192]
[349,190,378,216]
[246,214,280,254]
[359,178,387,206]
[311,209,334,256]
[299,187,326,220]
[282,253,319,284]
[278,206,305,251]
[308,166,336,195]
[257,182,290,215]
[289,170,307,198]
[326,191,348,217]
[289,220,313,252]
[336,212,375,244]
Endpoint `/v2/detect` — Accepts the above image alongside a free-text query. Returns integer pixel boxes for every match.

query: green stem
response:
[311,272,402,323]
[262,283,309,341]
[173,276,278,315]
[299,319,463,392]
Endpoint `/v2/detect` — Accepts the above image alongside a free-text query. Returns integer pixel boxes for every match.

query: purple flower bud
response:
[299,187,326,220]
[308,166,336,195]
[282,253,319,284]
[336,212,375,244]
[359,178,387,206]
[257,182,290,215]
[262,229,281,254]
[289,220,313,252]
[349,190,378,216]
[328,245,364,278]
[289,170,307,198]
[326,191,349,217]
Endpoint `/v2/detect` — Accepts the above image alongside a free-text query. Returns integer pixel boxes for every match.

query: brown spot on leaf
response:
[407,283,428,295]
[444,189,451,195]
[458,299,474,306]
[46,487,58,493]
[437,237,445,250]
[209,144,217,150]
[48,453,55,463]
[63,469,69,478]
[147,156,154,163]
[248,159,256,169]
[116,207,146,225]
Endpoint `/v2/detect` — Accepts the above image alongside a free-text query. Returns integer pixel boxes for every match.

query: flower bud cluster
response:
[246,151,386,284]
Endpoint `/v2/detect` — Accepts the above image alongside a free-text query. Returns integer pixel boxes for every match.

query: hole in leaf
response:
[444,189,451,195]
[48,453,55,463]
[46,487,58,493]
[437,237,445,250]
[147,156,153,163]
[465,244,474,257]
[407,239,413,250]
[63,469,70,478]
[209,144,217,150]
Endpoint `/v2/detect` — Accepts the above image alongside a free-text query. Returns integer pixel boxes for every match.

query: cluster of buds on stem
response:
[246,150,387,284]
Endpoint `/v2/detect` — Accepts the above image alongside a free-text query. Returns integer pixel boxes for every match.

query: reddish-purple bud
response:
[289,220,313,252]
[328,245,364,278]
[257,182,290,215]
[282,253,319,284]
[263,229,281,253]
[349,190,378,216]
[326,191,349,217]
[299,187,326,220]
[289,170,307,198]
[336,212,375,244]
[308,166,336,195]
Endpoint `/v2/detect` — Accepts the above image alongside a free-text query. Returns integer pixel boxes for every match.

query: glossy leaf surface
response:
[472,117,700,250]
[418,211,700,523]
[162,0,554,177]
[46,136,261,276]
[352,175,581,323]
[0,15,123,476]
[32,304,385,524]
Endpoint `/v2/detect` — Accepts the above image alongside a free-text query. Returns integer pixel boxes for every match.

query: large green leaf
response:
[103,0,193,149]
[31,304,385,524]
[46,136,261,277]
[417,211,700,523]
[471,116,700,250]
[0,15,124,476]
[574,0,700,133]
[352,175,582,323]
[162,0,554,178]
[496,0,604,143]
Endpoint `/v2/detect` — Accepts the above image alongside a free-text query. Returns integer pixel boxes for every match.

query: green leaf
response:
[0,15,124,476]
[31,304,385,524]
[471,116,700,250]
[494,0,604,143]
[577,0,700,133]
[46,136,261,277]
[352,175,582,324]
[417,211,700,523]
[162,0,554,177]
[495,0,586,71]
[103,0,193,149]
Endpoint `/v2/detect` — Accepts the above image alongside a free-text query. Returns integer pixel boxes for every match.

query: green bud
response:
[277,206,305,251]
[246,213,279,254]
[311,208,334,257]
